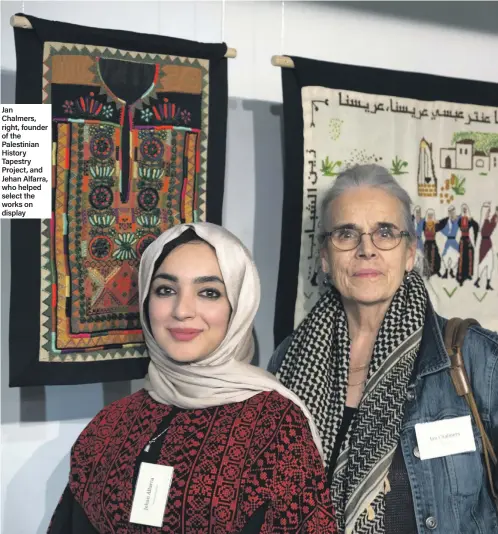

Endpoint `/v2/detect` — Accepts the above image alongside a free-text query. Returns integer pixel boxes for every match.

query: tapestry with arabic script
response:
[10,14,228,386]
[274,57,498,345]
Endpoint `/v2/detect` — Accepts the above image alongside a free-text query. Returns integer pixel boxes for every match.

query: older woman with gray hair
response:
[268,164,498,534]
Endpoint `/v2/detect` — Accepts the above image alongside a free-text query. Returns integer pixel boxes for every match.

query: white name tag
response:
[415,415,476,461]
[129,462,174,527]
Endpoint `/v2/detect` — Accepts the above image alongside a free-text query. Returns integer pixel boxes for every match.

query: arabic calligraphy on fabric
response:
[337,92,497,124]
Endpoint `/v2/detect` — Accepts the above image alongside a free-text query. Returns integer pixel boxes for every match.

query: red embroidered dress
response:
[478,214,497,263]
[48,390,337,533]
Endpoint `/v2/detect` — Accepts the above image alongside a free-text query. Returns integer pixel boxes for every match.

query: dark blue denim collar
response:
[415,301,450,379]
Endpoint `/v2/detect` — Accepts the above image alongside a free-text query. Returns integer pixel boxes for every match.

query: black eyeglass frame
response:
[322,229,411,251]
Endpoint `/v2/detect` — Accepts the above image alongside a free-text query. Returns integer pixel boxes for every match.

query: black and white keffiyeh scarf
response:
[276,271,428,534]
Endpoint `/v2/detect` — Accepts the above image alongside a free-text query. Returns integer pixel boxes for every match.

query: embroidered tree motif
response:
[390,156,408,175]
[320,157,342,177]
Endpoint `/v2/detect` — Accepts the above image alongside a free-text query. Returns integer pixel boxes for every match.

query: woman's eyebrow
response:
[331,223,359,231]
[152,273,177,283]
[151,273,224,285]
[193,276,224,284]
[331,221,400,231]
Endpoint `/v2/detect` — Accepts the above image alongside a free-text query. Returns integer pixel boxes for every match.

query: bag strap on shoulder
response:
[444,318,480,396]
[443,318,497,507]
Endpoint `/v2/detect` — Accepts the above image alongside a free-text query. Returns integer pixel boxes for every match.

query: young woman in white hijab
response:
[48,222,337,534]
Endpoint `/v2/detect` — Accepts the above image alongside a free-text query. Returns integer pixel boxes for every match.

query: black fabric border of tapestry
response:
[9,15,228,386]
[274,55,498,347]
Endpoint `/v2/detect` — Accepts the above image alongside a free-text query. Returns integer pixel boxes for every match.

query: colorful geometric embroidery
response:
[67,390,337,533]
[10,15,227,386]
[41,43,210,362]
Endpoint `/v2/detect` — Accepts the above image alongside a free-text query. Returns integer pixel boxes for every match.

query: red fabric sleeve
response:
[261,402,337,534]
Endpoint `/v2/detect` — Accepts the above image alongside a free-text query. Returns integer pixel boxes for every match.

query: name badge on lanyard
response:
[415,415,476,461]
[129,462,174,527]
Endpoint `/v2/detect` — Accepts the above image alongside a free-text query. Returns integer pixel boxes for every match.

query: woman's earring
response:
[405,271,412,284]
[322,272,333,288]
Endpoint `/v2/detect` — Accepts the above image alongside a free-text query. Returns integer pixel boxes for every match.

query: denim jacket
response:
[267,304,498,534]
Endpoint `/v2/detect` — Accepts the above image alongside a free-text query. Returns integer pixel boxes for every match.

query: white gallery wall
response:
[1,1,498,532]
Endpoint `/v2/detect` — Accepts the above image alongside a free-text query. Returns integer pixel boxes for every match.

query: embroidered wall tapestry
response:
[275,57,498,345]
[10,15,228,386]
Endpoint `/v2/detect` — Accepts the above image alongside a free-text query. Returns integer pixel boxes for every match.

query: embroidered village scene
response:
[297,87,498,330]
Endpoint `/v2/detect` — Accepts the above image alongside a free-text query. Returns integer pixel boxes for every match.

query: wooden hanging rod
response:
[10,15,237,59]
[271,55,295,69]
[10,15,32,29]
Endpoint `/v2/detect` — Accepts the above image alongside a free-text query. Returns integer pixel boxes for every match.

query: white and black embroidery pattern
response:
[276,271,427,533]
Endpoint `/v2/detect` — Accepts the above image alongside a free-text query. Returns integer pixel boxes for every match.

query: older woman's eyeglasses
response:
[323,227,411,251]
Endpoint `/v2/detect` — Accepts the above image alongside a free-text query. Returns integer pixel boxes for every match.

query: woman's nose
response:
[357,234,377,258]
[173,292,196,320]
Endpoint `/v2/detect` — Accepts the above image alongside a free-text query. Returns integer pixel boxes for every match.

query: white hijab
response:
[139,222,324,460]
